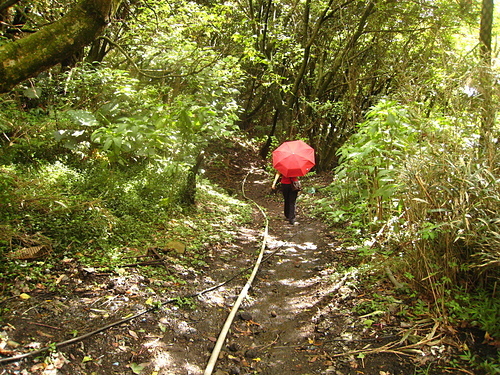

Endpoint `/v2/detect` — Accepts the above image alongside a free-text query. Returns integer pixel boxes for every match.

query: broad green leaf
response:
[67,110,99,127]
[129,362,146,374]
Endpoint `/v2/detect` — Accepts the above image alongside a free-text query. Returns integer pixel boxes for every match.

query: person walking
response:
[271,139,314,225]
[272,172,300,225]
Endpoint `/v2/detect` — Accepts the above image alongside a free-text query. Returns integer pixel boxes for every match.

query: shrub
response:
[318,100,499,322]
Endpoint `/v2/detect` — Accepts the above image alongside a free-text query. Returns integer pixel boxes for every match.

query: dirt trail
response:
[158,141,443,375]
[199,165,344,375]
[189,146,401,375]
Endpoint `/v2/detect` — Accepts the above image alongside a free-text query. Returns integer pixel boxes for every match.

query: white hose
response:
[203,169,269,375]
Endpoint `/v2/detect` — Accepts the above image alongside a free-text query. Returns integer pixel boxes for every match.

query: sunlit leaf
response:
[67,110,99,127]
[129,362,146,374]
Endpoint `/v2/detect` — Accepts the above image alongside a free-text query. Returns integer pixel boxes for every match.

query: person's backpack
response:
[291,180,302,191]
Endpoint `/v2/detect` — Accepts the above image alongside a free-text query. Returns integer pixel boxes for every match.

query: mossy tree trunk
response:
[0,0,121,93]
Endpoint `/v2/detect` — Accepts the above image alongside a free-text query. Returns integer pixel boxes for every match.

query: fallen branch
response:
[29,322,61,330]
[120,260,169,267]
[0,309,152,364]
[257,333,281,352]
[443,367,475,375]
[325,324,444,360]
[322,334,401,344]
[385,266,404,289]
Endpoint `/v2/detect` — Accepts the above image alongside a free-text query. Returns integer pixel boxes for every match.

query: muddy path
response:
[196,155,413,375]
[0,140,472,375]
[201,165,345,375]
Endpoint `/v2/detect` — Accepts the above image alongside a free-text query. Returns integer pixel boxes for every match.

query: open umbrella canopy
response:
[272,140,315,177]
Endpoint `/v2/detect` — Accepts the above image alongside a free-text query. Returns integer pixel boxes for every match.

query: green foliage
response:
[317,98,499,336]
[315,100,416,228]
[159,179,252,252]
[43,64,238,166]
[445,288,500,340]
[0,163,116,252]
[335,100,416,208]
[0,99,64,164]
[402,150,500,285]
[0,0,249,295]
[90,116,166,164]
[0,166,15,210]
[171,296,197,310]
[0,158,249,241]
[458,350,500,375]
[353,292,401,316]
[0,158,252,292]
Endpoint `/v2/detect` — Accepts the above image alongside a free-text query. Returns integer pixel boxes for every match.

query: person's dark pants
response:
[282,183,298,223]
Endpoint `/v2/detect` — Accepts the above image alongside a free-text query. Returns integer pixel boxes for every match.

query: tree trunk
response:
[282,0,336,138]
[259,109,280,159]
[0,0,122,93]
[181,151,205,206]
[478,0,495,161]
[316,1,375,97]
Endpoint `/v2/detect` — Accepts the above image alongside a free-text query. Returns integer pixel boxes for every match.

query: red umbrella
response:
[272,140,315,177]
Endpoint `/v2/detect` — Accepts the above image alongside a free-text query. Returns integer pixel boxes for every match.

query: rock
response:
[165,241,186,254]
[227,343,240,352]
[270,310,277,317]
[174,320,197,338]
[316,319,332,333]
[239,311,252,321]
[189,311,204,321]
[7,340,20,348]
[244,348,259,359]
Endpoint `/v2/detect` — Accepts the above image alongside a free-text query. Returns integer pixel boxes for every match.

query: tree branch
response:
[0,0,20,13]
[98,36,224,79]
[0,0,123,92]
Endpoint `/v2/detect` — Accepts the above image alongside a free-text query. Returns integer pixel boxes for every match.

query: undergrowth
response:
[0,160,252,292]
[312,100,500,373]
[0,62,247,292]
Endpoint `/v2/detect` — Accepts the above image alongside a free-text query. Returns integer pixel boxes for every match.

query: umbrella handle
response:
[271,172,280,189]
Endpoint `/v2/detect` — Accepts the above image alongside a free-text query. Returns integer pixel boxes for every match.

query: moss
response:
[0,0,117,92]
